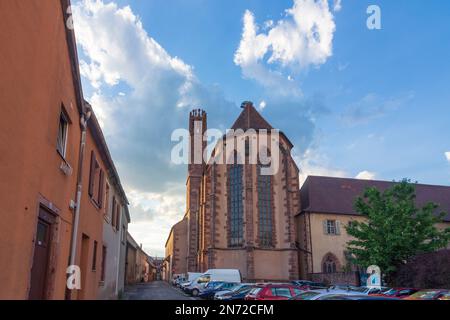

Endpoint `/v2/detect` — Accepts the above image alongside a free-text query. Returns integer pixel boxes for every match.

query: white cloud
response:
[294,148,348,186]
[259,100,267,110]
[445,152,450,163]
[234,0,337,95]
[333,0,342,12]
[72,0,236,254]
[355,170,376,180]
[341,92,415,125]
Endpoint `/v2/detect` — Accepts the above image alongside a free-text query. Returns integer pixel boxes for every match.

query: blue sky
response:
[72,0,450,256]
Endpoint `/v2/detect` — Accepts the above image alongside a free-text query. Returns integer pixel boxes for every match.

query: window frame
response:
[228,160,244,248]
[56,108,70,158]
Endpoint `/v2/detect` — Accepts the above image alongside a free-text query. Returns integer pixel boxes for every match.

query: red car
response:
[373,288,418,299]
[245,284,303,300]
[405,289,450,300]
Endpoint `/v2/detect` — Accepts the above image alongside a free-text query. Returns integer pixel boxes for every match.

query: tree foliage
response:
[345,179,450,282]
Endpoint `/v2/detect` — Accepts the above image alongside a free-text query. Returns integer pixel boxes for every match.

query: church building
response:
[165,101,300,282]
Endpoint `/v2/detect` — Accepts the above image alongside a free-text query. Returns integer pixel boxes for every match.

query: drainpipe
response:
[67,105,92,293]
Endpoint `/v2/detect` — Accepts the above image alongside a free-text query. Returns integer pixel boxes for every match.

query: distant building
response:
[164,219,188,281]
[125,233,151,285]
[296,176,450,284]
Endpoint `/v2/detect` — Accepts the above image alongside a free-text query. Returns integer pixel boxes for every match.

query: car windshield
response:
[381,289,395,296]
[206,282,222,289]
[233,285,252,294]
[294,291,321,300]
[410,290,439,299]
[248,287,262,295]
[348,286,367,293]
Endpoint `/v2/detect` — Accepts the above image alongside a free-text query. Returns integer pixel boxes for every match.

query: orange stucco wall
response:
[70,129,108,300]
[0,0,81,299]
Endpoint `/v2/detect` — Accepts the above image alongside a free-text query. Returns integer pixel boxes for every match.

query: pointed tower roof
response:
[231,101,273,130]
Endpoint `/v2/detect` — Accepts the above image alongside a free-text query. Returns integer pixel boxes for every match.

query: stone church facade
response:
[166,102,300,282]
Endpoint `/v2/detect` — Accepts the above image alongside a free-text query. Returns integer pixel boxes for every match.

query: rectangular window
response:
[258,164,273,247]
[111,196,116,228]
[56,110,69,157]
[92,240,98,271]
[122,225,126,243]
[115,205,121,231]
[104,183,110,219]
[327,220,336,234]
[100,246,107,282]
[88,151,104,208]
[228,163,244,247]
[323,220,341,235]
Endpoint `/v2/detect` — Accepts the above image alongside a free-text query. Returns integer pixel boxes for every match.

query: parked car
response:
[186,269,242,297]
[316,294,400,300]
[374,288,418,299]
[245,284,303,300]
[327,285,388,295]
[405,289,450,300]
[216,284,255,301]
[291,280,327,291]
[291,289,365,300]
[214,283,247,299]
[199,282,238,300]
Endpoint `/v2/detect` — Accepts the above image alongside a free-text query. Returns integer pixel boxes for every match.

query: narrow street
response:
[123,281,197,300]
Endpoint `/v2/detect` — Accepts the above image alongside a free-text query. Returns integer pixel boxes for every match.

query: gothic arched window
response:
[322,253,339,273]
[258,163,273,247]
[228,153,244,247]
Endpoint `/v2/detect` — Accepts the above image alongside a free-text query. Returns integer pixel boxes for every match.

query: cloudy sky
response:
[72,0,450,257]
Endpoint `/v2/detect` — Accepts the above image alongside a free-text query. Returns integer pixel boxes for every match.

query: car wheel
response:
[192,289,199,297]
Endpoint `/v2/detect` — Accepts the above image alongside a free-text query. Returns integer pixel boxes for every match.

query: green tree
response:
[345,179,450,284]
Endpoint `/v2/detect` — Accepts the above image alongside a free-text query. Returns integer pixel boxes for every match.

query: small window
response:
[323,220,341,235]
[111,196,116,228]
[100,246,107,281]
[122,225,126,243]
[57,111,69,157]
[115,205,121,231]
[88,151,104,208]
[92,240,98,271]
[104,183,110,219]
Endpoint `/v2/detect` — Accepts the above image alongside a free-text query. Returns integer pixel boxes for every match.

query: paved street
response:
[124,281,197,300]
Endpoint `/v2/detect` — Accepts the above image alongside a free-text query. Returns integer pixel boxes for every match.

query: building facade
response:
[0,0,130,300]
[125,233,151,285]
[164,219,188,281]
[166,102,300,282]
[296,176,450,283]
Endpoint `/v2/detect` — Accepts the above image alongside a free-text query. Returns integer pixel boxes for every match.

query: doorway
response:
[29,207,55,300]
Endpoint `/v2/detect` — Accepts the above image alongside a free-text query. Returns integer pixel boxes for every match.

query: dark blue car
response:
[199,282,237,300]
[216,285,255,301]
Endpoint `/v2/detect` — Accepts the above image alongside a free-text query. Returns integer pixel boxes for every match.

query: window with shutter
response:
[98,170,104,208]
[115,205,120,231]
[88,151,96,197]
[56,110,69,158]
[111,196,116,228]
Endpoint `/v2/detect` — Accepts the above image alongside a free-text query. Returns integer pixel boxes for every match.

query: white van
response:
[180,272,203,290]
[186,269,242,296]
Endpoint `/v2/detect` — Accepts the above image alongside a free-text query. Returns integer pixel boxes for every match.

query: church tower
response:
[186,109,207,271]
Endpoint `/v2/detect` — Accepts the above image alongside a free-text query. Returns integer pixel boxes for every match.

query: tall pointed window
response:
[258,163,273,247]
[228,153,244,247]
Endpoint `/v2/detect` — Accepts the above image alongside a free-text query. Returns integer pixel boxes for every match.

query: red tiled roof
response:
[300,176,450,222]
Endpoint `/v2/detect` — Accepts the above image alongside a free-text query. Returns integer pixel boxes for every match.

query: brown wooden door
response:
[29,218,51,300]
